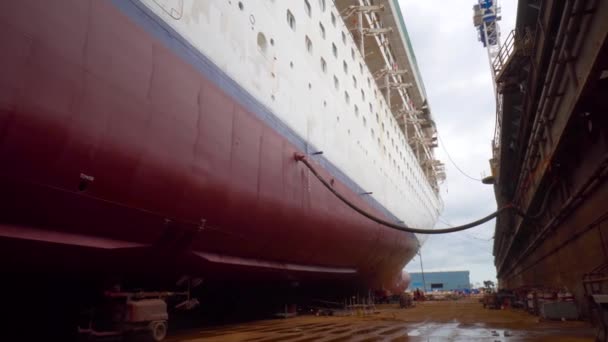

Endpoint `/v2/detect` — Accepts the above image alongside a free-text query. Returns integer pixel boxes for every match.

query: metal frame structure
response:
[473,0,505,179]
[338,0,446,193]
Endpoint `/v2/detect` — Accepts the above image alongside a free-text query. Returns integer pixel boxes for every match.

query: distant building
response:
[409,271,471,291]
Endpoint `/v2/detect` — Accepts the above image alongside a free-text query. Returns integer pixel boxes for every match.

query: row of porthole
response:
[253,1,425,192]
[243,2,433,205]
[304,0,327,17]
[306,0,411,158]
[293,4,396,137]
[290,2,377,115]
[368,151,428,204]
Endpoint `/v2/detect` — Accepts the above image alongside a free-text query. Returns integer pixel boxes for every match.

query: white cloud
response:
[400,0,518,285]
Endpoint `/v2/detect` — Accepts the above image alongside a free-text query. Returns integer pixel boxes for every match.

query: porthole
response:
[333,75,339,90]
[320,57,327,73]
[304,0,311,17]
[257,32,268,53]
[332,43,337,58]
[238,2,244,10]
[331,12,336,27]
[359,63,363,74]
[352,76,357,88]
[354,105,359,117]
[287,10,296,30]
[351,48,355,60]
[361,89,365,101]
[319,0,326,12]
[305,36,313,54]
[342,31,346,44]
[319,22,326,39]
[345,91,350,104]
[343,61,347,73]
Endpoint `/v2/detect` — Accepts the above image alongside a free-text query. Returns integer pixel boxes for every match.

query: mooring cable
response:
[295,153,527,234]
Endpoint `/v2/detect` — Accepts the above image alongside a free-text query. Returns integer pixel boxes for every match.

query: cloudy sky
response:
[399,0,517,286]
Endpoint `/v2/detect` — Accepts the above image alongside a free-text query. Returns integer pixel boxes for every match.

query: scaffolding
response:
[338,0,445,193]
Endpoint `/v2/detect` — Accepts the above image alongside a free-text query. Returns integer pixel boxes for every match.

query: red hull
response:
[0,0,417,293]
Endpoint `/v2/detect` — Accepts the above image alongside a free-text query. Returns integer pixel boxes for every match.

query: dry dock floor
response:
[168,298,595,341]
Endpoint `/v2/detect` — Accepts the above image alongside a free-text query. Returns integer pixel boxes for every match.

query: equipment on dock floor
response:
[399,293,413,308]
[483,289,515,310]
[77,290,194,341]
[306,294,380,317]
[584,263,608,341]
[482,293,498,309]
[539,301,579,320]
[413,288,426,301]
[591,295,608,342]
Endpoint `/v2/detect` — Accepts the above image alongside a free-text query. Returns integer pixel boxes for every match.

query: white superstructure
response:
[141,0,443,230]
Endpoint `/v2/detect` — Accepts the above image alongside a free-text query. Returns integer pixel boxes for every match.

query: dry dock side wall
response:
[500,181,608,313]
[493,0,608,317]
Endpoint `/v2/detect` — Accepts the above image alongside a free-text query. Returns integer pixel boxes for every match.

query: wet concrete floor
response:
[168,298,595,341]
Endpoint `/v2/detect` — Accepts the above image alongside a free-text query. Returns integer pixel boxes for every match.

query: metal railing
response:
[489,29,517,177]
[492,29,516,77]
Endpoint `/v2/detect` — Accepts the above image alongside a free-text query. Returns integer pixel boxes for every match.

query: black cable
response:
[437,217,494,241]
[295,153,525,234]
[437,134,483,182]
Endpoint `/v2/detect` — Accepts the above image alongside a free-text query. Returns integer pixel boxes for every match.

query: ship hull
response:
[0,0,417,294]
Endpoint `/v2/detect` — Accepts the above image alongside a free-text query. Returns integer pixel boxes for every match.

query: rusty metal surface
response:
[493,0,608,272]
[490,0,608,315]
[168,299,595,341]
